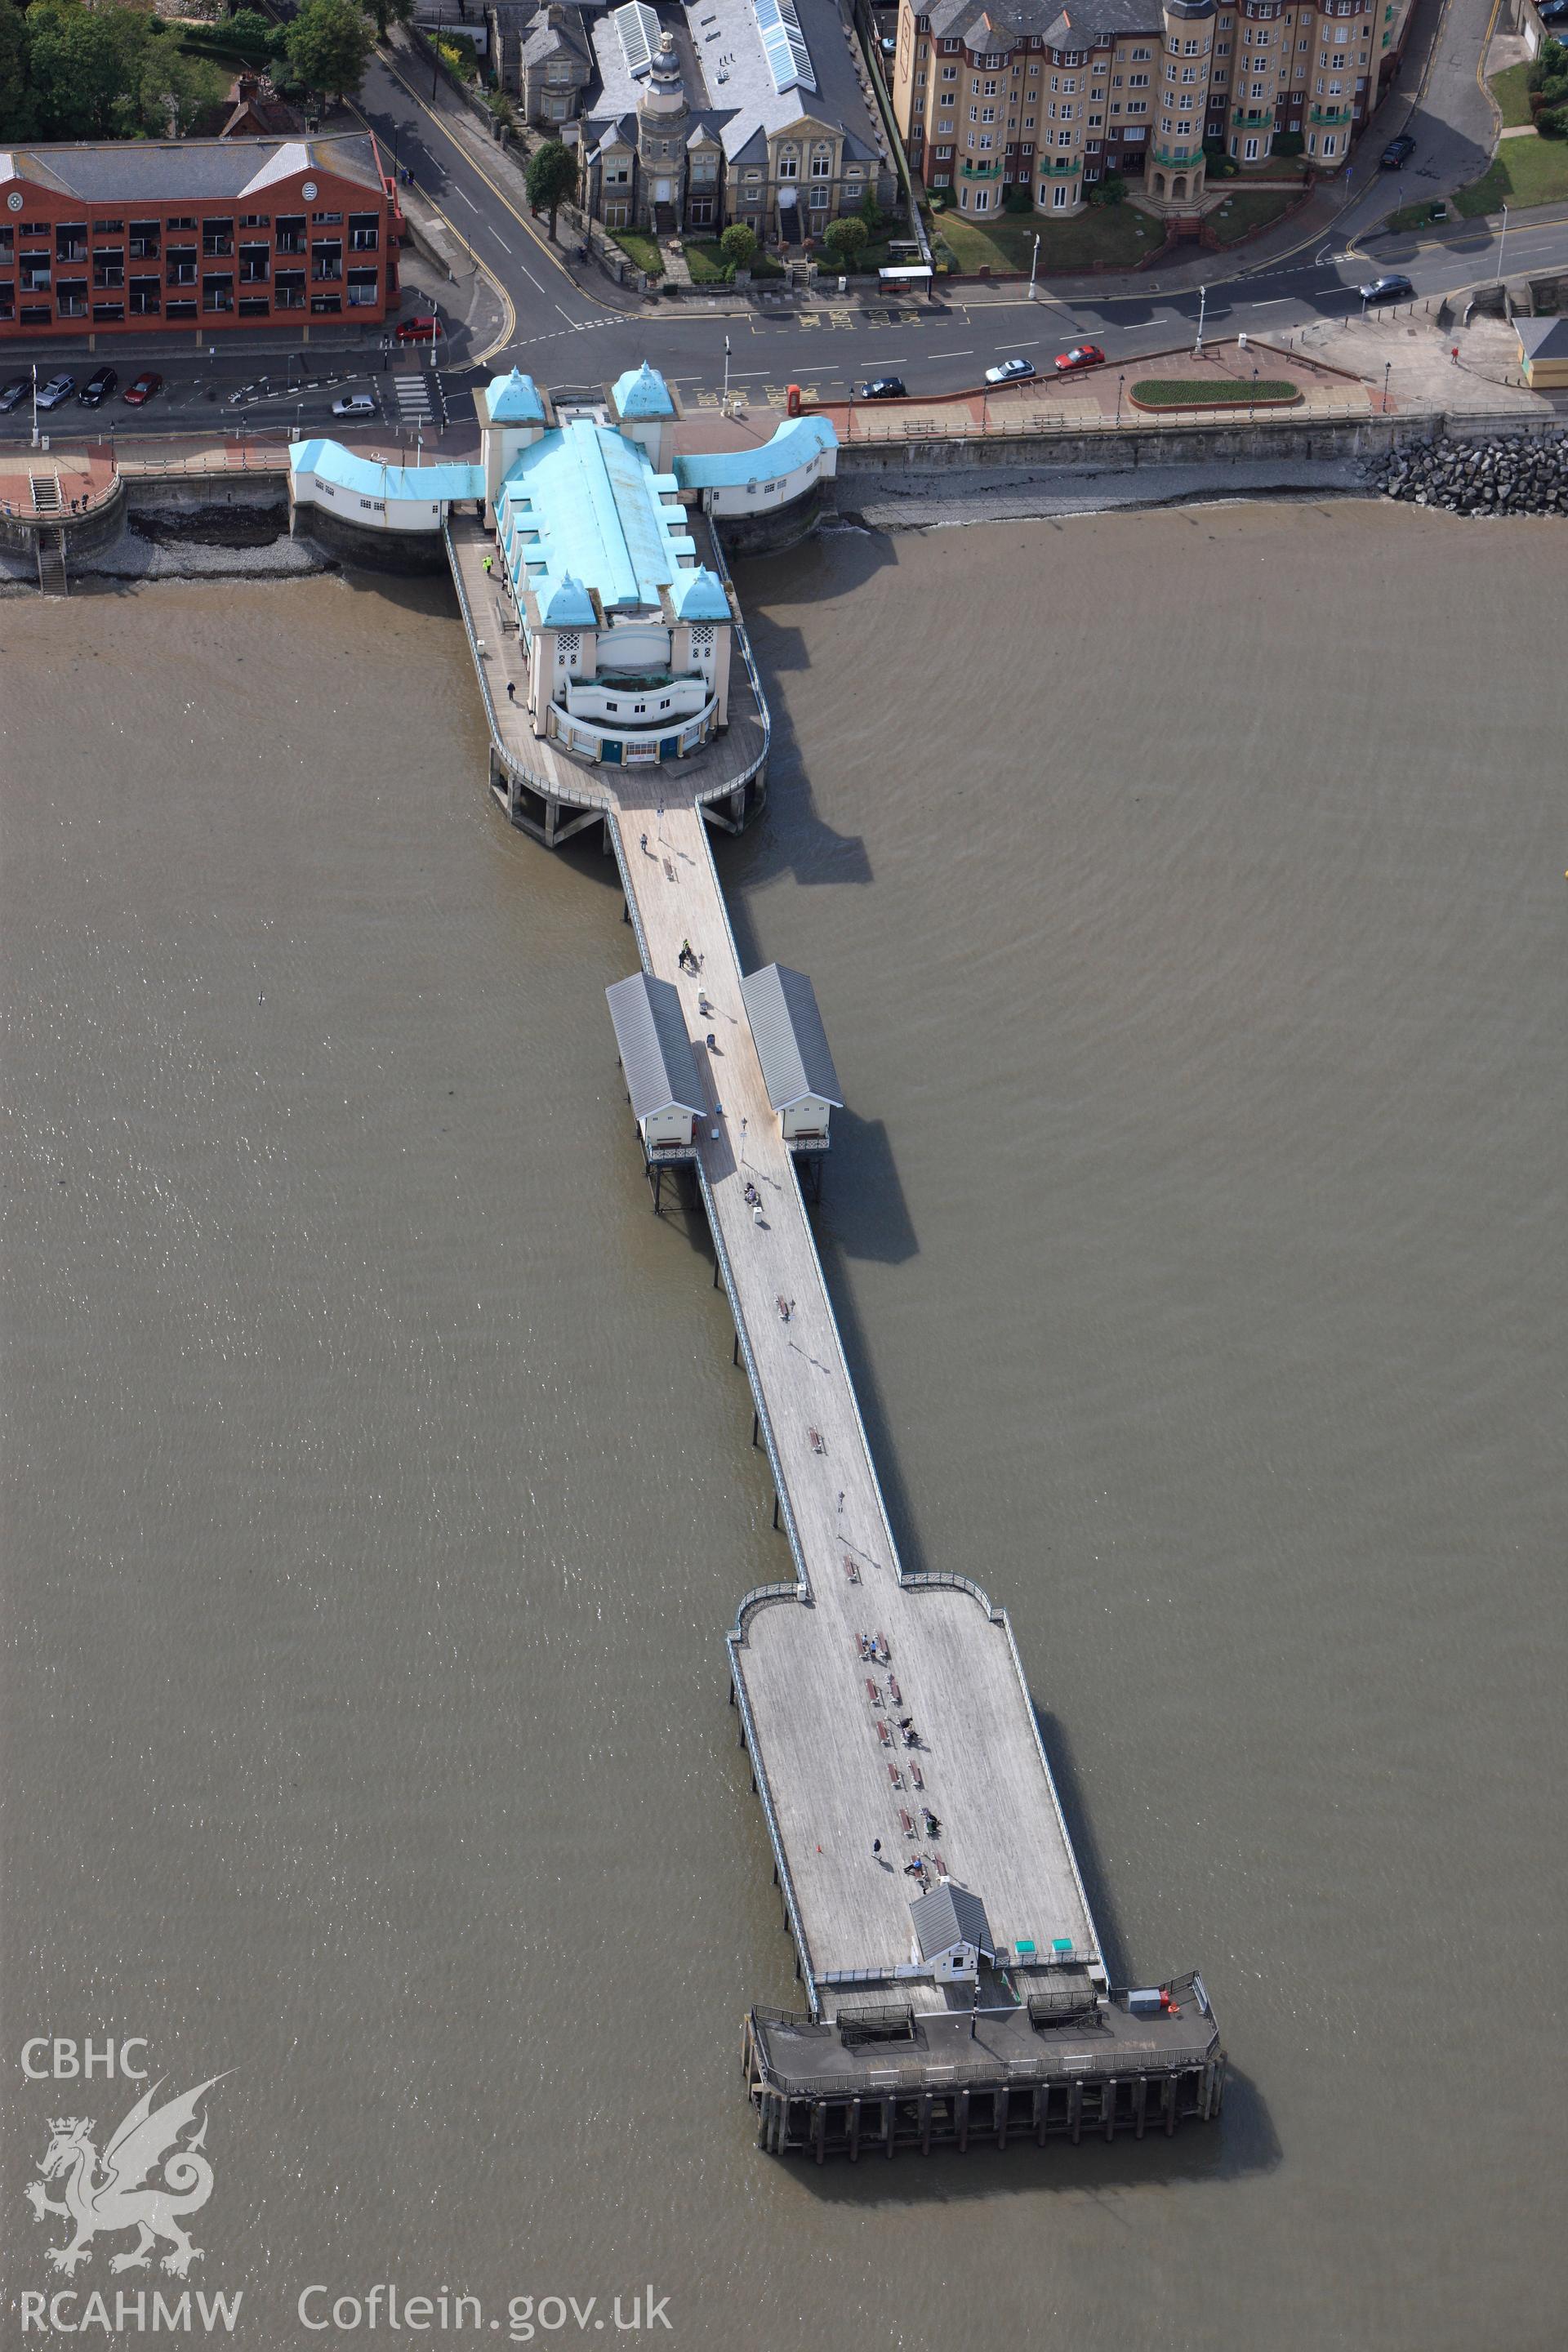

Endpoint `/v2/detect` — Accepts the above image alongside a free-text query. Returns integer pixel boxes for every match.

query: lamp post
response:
[723,332,731,406]
[1249,363,1258,421]
[1115,370,1124,428]
[1381,358,1392,415]
[1027,232,1040,301]
[1495,200,1509,288]
[1194,282,1207,357]
[30,359,39,451]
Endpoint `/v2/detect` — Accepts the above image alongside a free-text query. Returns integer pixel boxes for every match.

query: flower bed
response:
[1129,378,1303,411]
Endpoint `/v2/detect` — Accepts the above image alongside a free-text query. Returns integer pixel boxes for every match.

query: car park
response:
[1358,274,1414,305]
[122,372,163,408]
[35,373,76,411]
[395,316,442,343]
[854,376,906,399]
[78,366,118,407]
[1054,344,1105,372]
[332,391,376,419]
[1379,133,1416,168]
[984,356,1036,385]
[0,375,29,412]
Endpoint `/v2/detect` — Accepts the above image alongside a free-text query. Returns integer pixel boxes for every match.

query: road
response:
[4,0,1566,446]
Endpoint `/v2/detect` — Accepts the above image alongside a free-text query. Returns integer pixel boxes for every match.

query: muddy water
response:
[3,504,1564,2350]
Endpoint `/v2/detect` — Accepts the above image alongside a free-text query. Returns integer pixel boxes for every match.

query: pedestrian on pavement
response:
[872,1839,882,1858]
[506,680,515,702]
[483,555,492,575]
[639,831,648,854]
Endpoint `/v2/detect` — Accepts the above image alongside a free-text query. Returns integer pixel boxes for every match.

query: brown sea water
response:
[2,503,1565,2350]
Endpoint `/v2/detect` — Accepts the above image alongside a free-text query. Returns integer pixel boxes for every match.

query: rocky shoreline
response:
[1367,430,1568,516]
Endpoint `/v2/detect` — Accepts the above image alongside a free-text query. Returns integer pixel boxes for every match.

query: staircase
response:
[30,470,63,515]
[36,527,68,596]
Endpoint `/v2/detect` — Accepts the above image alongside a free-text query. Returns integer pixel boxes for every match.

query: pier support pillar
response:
[1134,2078,1148,2140]
[1033,2087,1046,2147]
[848,2097,862,2163]
[956,2090,969,2154]
[884,2098,895,2158]
[733,1332,740,1367]
[812,2103,826,2166]
[756,2093,772,2150]
[920,2094,933,2155]
[1068,2082,1083,2145]
[996,2090,1009,2152]
[751,1410,760,1448]
[1104,2079,1118,2142]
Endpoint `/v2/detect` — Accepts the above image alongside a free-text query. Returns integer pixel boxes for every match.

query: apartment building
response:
[0,136,400,341]
[892,0,1411,222]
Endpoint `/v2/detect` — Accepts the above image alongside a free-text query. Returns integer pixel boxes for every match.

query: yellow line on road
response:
[378,56,590,298]
[346,96,516,368]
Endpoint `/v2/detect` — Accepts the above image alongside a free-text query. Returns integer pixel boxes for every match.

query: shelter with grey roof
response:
[908,1879,996,1982]
[606,972,705,1169]
[741,963,841,1149]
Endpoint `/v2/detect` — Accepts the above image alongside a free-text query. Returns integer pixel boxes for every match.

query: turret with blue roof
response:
[611,362,677,420]
[485,367,548,425]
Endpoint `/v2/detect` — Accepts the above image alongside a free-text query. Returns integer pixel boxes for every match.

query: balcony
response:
[1037,152,1080,175]
[1230,105,1274,124]
[1309,103,1352,123]
[960,157,1004,179]
[1152,145,1204,167]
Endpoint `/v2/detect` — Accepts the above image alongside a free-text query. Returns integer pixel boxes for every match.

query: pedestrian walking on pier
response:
[506,680,515,702]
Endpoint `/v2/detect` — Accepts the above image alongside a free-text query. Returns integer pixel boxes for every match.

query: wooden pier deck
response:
[608,775,1101,2000]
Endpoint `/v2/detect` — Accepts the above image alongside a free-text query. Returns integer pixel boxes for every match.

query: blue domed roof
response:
[487,368,547,424]
[612,362,676,420]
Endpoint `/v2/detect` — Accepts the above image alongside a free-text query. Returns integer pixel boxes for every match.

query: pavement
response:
[4,0,1567,453]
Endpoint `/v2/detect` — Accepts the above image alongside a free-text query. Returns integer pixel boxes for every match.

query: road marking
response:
[728,368,770,377]
[929,347,972,357]
[994,340,1040,349]
[455,188,480,213]
[556,305,580,324]
[376,56,584,296]
[1252,298,1290,306]
[490,229,513,253]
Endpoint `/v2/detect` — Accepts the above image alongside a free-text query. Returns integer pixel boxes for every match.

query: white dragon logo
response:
[24,2076,228,2278]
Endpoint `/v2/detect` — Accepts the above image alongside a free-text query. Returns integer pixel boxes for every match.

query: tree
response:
[822,214,868,268]
[224,9,275,47]
[0,2,40,139]
[136,44,229,136]
[526,139,577,239]
[858,185,883,237]
[719,220,757,268]
[486,86,517,140]
[24,1,150,137]
[367,0,414,35]
[286,0,374,103]
[1089,172,1127,207]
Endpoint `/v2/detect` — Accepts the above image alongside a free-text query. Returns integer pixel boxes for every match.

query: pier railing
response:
[697,516,771,800]
[728,1627,821,2016]
[730,1580,807,1636]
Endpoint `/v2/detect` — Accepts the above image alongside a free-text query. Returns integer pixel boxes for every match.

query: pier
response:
[443,368,1223,2159]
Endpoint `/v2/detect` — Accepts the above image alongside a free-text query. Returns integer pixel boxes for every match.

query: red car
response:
[395,316,443,344]
[122,372,163,407]
[1054,344,1105,373]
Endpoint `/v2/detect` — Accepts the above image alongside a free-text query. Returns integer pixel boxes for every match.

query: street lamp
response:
[1381,359,1392,415]
[1194,283,1207,356]
[723,332,731,406]
[30,359,39,451]
[1115,371,1124,428]
[1027,232,1040,301]
[1495,200,1509,288]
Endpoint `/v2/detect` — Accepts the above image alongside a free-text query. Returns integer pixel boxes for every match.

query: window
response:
[274,270,305,308]
[56,223,88,261]
[20,257,51,292]
[973,186,990,209]
[778,153,798,177]
[941,63,957,78]
[167,216,197,232]
[92,252,124,288]
[348,267,378,305]
[310,292,343,313]
[275,216,306,253]
[310,209,343,224]
[982,75,997,92]
[166,298,197,321]
[238,212,270,229]
[808,182,829,207]
[91,301,124,322]
[981,104,996,119]
[18,219,49,234]
[239,243,270,283]
[129,278,159,315]
[1129,71,1149,85]
[167,248,197,286]
[57,282,87,318]
[350,213,381,251]
[128,221,159,258]
[203,219,234,256]
[311,239,343,281]
[811,145,831,175]
[1125,99,1147,114]
[1053,180,1068,205]
[203,274,234,311]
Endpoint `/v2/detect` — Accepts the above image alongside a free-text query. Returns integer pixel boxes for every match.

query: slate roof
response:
[0,133,385,203]
[586,0,885,167]
[290,440,484,505]
[740,963,842,1112]
[920,0,1162,42]
[673,412,836,492]
[1517,315,1568,359]
[910,1879,995,1962]
[606,973,704,1120]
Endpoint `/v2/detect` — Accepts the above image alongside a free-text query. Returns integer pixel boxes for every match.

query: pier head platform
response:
[391,361,1225,2159]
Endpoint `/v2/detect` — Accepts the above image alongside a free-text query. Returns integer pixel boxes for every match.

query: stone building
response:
[579,0,893,242]
[510,2,595,127]
[891,0,1414,224]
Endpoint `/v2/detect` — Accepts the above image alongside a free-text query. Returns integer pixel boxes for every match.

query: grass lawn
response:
[1490,61,1535,129]
[1454,130,1568,216]
[1385,197,1450,233]
[1231,153,1310,180]
[1131,376,1300,408]
[609,229,664,277]
[683,240,784,282]
[1205,189,1294,244]
[933,202,1152,275]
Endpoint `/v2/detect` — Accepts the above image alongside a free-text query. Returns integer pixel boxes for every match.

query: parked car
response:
[122,372,163,408]
[35,373,76,411]
[1379,133,1417,168]
[1358,274,1414,305]
[1539,0,1567,24]
[78,366,118,407]
[332,391,376,418]
[0,375,29,412]
[984,355,1036,384]
[395,315,442,343]
[1054,344,1105,372]
[854,376,906,399]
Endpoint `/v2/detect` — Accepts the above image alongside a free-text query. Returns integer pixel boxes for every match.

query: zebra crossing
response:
[391,371,436,424]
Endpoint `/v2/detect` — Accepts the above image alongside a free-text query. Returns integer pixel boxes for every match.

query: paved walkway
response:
[608,778,1099,1998]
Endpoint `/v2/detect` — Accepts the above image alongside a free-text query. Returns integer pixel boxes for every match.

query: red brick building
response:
[0,134,401,342]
